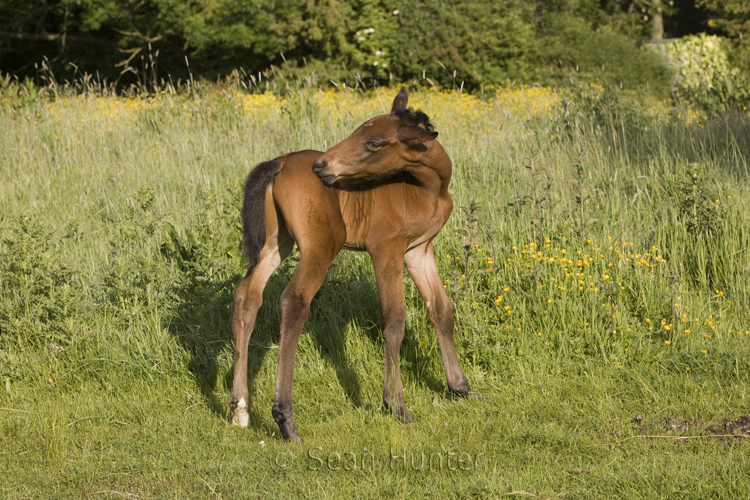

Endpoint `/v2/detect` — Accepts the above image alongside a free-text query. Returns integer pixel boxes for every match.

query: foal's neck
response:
[409,141,452,196]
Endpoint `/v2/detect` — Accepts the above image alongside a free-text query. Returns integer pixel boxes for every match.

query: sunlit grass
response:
[1,80,750,498]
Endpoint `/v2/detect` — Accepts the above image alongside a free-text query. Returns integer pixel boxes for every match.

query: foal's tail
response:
[241,160,283,270]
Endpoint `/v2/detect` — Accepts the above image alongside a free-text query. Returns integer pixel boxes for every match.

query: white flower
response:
[375,50,382,56]
[373,61,379,66]
[392,9,399,15]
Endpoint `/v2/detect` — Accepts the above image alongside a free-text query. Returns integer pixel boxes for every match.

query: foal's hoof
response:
[467,390,484,402]
[272,403,303,443]
[279,423,303,443]
[384,401,412,423]
[396,408,413,424]
[231,410,250,427]
[229,398,250,427]
[448,387,484,401]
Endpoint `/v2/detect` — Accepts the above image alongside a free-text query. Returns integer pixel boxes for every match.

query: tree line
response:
[1,0,747,91]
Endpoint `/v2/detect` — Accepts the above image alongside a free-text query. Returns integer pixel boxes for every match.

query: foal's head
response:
[313,87,439,187]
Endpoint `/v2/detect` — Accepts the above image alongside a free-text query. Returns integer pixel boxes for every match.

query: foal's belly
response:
[342,243,369,252]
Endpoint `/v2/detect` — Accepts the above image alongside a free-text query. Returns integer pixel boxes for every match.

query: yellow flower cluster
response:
[445,233,748,355]
[306,85,560,130]
[46,93,166,122]
[28,85,562,136]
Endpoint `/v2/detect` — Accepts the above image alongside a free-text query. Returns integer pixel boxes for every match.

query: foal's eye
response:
[366,141,380,151]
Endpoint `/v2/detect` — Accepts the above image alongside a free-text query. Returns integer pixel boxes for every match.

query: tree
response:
[0,0,681,91]
[602,0,678,40]
[696,0,750,38]
[388,0,540,88]
[0,0,298,81]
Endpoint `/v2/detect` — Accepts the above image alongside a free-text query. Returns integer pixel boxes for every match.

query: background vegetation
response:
[1,0,748,92]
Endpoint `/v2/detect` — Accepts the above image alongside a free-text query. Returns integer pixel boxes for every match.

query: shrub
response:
[664,34,750,115]
[387,0,541,88]
[540,17,672,95]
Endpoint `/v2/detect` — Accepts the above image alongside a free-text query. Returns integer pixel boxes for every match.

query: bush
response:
[664,34,750,115]
[540,17,672,95]
[387,0,541,88]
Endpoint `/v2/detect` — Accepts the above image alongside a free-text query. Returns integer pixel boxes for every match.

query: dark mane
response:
[394,108,435,132]
[333,169,424,191]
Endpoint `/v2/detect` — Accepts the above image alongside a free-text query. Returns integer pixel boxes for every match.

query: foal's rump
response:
[241,150,344,271]
[272,151,347,259]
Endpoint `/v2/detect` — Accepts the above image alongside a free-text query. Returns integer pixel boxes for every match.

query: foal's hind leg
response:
[404,242,478,398]
[272,244,341,442]
[229,229,293,427]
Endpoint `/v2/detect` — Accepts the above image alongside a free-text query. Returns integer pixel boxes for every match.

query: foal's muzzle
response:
[312,158,336,186]
[312,158,327,174]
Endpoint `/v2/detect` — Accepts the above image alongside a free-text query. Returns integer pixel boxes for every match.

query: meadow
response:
[1,76,750,498]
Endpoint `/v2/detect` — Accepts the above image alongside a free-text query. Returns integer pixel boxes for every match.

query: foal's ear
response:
[391,87,408,114]
[399,124,438,145]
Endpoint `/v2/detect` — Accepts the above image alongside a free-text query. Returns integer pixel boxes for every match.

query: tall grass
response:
[2,77,750,498]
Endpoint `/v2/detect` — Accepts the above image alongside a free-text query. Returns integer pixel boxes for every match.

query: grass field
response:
[2,78,750,498]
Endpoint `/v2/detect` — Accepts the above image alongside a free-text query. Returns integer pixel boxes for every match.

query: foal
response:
[229,87,478,442]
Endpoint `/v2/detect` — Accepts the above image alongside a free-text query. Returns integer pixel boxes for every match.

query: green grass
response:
[2,81,750,498]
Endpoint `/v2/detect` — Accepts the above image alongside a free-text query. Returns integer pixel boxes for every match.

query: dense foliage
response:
[0,0,745,92]
[663,33,750,114]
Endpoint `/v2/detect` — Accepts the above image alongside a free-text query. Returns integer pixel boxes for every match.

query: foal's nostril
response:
[312,159,327,173]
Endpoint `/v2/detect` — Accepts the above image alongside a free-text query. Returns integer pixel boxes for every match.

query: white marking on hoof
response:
[231,397,250,428]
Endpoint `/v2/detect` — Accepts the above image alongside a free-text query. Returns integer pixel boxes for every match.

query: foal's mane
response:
[334,170,424,192]
[394,108,435,132]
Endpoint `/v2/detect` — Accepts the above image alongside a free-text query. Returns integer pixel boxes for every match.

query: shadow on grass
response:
[168,254,449,430]
[308,260,448,401]
[168,272,243,421]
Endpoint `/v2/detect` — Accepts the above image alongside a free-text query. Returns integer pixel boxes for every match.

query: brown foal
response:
[229,87,478,442]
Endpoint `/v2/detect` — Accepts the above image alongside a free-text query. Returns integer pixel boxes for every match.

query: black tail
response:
[241,160,283,270]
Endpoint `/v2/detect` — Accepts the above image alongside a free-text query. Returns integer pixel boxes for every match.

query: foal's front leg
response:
[404,241,477,398]
[371,247,411,422]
